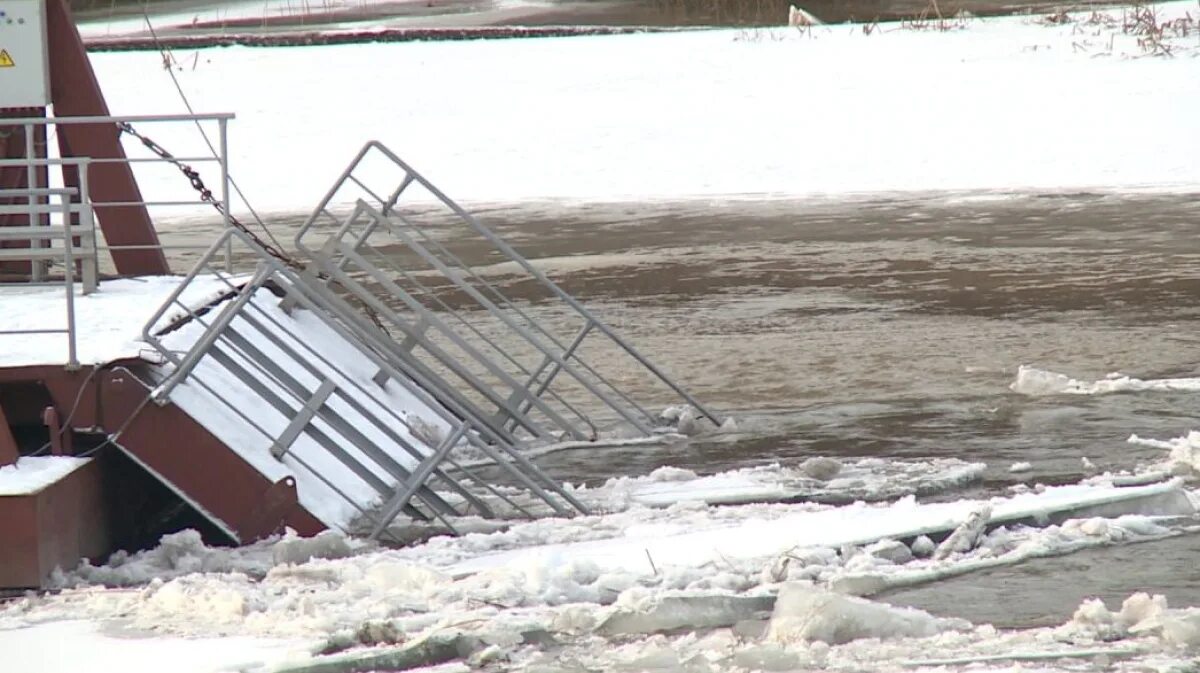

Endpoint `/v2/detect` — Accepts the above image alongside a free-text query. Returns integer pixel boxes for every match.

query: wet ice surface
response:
[13,190,1195,671]
[151,190,1200,631]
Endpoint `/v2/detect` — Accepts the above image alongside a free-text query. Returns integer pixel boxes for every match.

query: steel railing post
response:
[77,159,98,293]
[219,117,233,274]
[60,193,79,371]
[23,123,44,283]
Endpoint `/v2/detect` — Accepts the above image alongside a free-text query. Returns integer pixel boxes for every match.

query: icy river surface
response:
[162,190,1200,629]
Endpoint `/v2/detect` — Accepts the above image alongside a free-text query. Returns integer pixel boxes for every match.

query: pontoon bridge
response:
[0,0,717,588]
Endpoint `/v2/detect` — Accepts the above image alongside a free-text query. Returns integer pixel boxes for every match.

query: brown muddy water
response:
[157,190,1200,627]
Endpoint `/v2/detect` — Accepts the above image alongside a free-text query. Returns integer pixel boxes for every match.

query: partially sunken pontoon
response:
[0,0,717,588]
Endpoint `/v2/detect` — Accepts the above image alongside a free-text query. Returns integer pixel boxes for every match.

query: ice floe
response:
[573,457,986,510]
[1012,365,1200,397]
[1129,430,1200,477]
[4,463,1197,672]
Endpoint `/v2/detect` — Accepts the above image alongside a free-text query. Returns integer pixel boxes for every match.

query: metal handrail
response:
[0,187,90,369]
[0,112,237,269]
[295,141,724,438]
[0,114,235,125]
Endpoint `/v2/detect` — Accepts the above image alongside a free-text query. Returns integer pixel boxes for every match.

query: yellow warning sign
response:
[0,49,14,68]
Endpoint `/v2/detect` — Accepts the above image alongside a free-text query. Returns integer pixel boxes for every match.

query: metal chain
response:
[116,121,305,272]
[116,122,392,335]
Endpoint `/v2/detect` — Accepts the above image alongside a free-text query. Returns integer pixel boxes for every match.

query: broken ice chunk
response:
[933,505,992,560]
[765,583,968,645]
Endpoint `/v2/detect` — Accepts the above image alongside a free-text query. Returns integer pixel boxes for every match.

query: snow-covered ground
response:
[78,1,1200,223]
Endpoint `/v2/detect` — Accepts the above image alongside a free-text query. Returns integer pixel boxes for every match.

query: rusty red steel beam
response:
[42,406,71,456]
[95,367,325,541]
[0,458,110,589]
[0,404,19,467]
[45,0,169,276]
[1,364,326,542]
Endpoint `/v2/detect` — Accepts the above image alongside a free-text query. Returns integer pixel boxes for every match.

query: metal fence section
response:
[295,141,723,446]
[0,157,99,369]
[141,228,588,540]
[0,113,238,273]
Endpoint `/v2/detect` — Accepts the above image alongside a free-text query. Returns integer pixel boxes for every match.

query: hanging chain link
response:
[116,122,392,334]
[116,121,304,272]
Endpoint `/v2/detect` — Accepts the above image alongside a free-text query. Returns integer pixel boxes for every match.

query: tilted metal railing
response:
[141,228,589,541]
[0,113,238,273]
[295,141,723,444]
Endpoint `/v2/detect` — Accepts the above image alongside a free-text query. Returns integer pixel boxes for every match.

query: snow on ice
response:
[0,620,308,673]
[3,465,1197,671]
[573,457,986,509]
[1129,430,1200,476]
[1012,365,1200,397]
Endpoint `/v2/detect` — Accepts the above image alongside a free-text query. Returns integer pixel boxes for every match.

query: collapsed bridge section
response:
[138,142,720,543]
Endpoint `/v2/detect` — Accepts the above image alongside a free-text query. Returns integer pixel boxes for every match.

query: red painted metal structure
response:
[0,459,110,589]
[0,0,168,276]
[0,362,325,587]
[0,1,324,588]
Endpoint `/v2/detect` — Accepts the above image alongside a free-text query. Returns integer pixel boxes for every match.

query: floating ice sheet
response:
[1011,365,1200,397]
[448,478,1195,577]
[578,458,986,509]
[0,620,307,673]
[12,473,1199,673]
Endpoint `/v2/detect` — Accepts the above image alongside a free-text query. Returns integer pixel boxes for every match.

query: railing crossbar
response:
[379,208,660,427]
[354,230,599,435]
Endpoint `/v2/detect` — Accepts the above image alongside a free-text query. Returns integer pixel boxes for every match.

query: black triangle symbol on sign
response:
[0,50,14,67]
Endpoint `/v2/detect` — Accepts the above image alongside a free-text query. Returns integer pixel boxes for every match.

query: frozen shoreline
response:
[78,1,1200,225]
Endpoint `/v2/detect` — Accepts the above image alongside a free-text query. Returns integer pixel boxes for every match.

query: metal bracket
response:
[269,378,337,460]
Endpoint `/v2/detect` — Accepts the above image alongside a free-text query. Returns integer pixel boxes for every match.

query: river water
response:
[161,190,1200,627]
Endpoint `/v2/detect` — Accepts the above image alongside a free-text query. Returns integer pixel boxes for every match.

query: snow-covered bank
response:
[85,1,1200,220]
